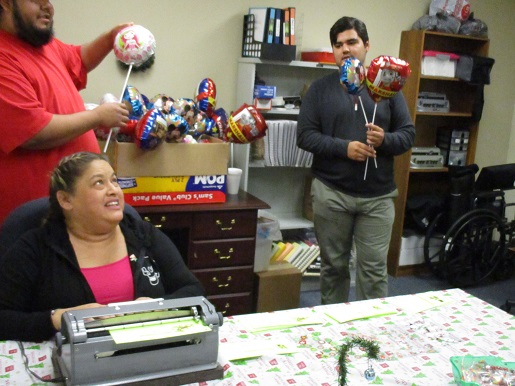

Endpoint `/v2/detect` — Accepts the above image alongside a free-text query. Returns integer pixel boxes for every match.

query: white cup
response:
[227,168,242,195]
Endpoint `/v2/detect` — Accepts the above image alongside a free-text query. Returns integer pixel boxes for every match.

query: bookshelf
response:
[389,30,490,276]
[233,58,337,230]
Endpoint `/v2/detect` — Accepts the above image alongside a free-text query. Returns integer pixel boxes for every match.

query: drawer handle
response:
[221,302,230,315]
[143,216,166,228]
[212,275,232,288]
[215,219,236,231]
[214,248,234,260]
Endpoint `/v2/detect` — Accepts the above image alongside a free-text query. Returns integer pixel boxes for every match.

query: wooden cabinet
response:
[388,30,490,276]
[233,58,337,230]
[136,191,269,316]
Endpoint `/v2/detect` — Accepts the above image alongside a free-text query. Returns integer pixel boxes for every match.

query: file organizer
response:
[242,14,296,61]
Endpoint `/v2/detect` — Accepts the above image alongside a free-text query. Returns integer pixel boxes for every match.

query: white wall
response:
[51,0,514,167]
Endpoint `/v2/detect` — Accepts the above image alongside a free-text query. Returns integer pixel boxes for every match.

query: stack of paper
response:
[263,120,313,167]
[324,301,398,324]
[238,309,324,332]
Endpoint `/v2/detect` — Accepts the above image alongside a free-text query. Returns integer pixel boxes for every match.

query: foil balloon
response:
[365,55,411,102]
[122,86,148,120]
[195,78,217,116]
[113,25,156,67]
[172,98,197,126]
[151,94,174,114]
[340,57,366,94]
[134,108,167,150]
[164,112,189,142]
[211,108,228,138]
[192,112,216,138]
[225,104,268,144]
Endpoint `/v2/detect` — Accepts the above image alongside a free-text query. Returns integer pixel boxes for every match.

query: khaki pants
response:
[311,178,397,304]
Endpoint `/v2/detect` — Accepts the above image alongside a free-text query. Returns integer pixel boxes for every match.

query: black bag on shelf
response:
[405,195,445,232]
[456,55,495,84]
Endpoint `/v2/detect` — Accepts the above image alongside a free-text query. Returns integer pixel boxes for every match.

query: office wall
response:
[52,0,514,168]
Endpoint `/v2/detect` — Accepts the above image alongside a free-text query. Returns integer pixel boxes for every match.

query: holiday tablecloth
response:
[2,288,514,385]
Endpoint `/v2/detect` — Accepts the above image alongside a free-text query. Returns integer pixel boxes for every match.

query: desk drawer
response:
[208,293,253,316]
[189,238,255,268]
[192,266,254,295]
[192,210,257,239]
[141,212,191,229]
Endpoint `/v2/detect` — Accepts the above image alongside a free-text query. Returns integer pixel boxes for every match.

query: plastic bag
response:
[459,13,488,37]
[254,210,282,272]
[429,0,471,21]
[256,210,282,241]
[411,13,461,34]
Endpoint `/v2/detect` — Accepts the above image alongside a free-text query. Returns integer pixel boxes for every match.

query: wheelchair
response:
[423,163,515,289]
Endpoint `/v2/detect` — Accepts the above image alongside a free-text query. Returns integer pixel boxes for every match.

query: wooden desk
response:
[135,191,269,316]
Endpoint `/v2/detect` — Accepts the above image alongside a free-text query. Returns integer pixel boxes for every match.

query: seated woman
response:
[0,152,205,341]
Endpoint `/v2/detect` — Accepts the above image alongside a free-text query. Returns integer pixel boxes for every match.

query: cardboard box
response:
[253,98,272,111]
[119,175,227,206]
[253,85,276,99]
[112,140,229,177]
[100,139,230,205]
[255,262,302,312]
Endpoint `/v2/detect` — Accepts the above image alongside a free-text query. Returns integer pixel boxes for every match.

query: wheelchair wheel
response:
[441,209,506,287]
[424,212,446,278]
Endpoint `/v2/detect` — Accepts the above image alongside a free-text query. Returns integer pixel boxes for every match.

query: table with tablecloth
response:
[2,288,514,385]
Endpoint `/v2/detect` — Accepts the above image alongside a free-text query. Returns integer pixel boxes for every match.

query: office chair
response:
[0,197,142,257]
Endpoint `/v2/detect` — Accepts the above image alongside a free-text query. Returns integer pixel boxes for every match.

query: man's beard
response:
[12,1,54,47]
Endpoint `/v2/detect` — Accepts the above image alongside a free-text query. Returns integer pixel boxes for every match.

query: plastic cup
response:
[227,168,242,195]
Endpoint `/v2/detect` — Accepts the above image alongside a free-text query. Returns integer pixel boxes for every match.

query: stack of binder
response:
[257,120,312,167]
[242,7,296,61]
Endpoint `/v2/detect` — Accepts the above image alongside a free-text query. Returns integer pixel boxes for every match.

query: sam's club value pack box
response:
[104,139,230,206]
[119,175,226,205]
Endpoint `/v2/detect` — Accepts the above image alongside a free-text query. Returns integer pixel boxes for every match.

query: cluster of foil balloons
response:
[340,55,411,180]
[340,55,411,103]
[94,80,268,149]
[96,23,268,150]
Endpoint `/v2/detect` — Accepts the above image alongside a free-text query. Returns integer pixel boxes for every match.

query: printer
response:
[53,297,224,385]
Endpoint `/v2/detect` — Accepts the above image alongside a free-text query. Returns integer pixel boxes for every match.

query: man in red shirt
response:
[0,0,130,225]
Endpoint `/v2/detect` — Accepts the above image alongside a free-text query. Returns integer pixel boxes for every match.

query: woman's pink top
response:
[81,256,134,304]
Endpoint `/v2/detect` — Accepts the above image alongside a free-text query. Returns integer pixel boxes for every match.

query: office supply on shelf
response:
[265,8,275,44]
[289,7,296,45]
[417,91,450,112]
[283,8,290,44]
[248,7,267,43]
[261,120,312,167]
[273,8,282,44]
[242,12,296,61]
[410,147,445,169]
[53,297,224,385]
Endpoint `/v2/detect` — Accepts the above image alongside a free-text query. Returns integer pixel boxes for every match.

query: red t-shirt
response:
[0,31,100,225]
[81,256,134,305]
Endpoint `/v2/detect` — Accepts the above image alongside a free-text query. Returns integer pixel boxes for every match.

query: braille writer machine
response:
[52,297,224,385]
